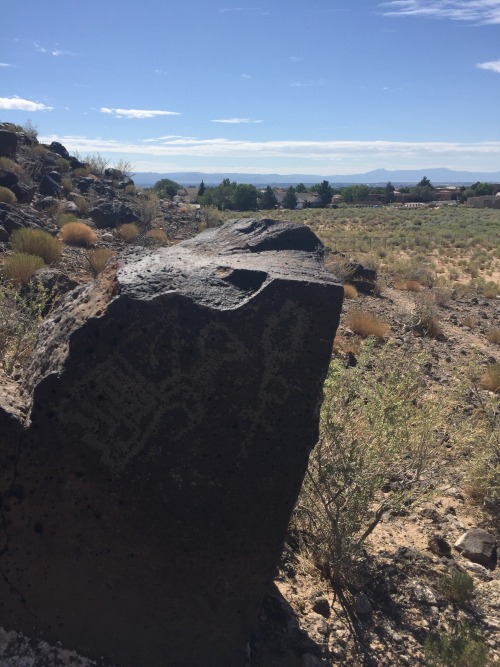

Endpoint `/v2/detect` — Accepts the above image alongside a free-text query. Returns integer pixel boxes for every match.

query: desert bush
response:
[0,157,22,173]
[55,158,71,173]
[346,310,389,339]
[394,279,423,291]
[433,286,453,307]
[73,167,90,177]
[324,254,355,283]
[486,328,500,345]
[2,253,45,286]
[343,284,358,299]
[61,177,72,193]
[60,222,97,246]
[482,281,499,298]
[293,341,447,588]
[480,363,500,393]
[114,159,134,177]
[124,184,136,194]
[199,205,223,229]
[86,248,115,276]
[10,228,62,264]
[424,622,488,667]
[0,277,56,374]
[0,186,16,204]
[84,153,109,177]
[133,191,161,226]
[436,570,475,605]
[394,257,435,287]
[145,228,168,245]
[72,195,89,215]
[412,293,442,338]
[118,223,139,243]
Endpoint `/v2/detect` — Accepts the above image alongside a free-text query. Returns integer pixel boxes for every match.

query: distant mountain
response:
[133,168,500,188]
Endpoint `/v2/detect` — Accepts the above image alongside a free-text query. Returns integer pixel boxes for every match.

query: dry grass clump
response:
[73,167,90,177]
[10,228,62,264]
[481,363,500,393]
[71,195,89,215]
[55,212,78,228]
[486,328,500,345]
[2,253,45,285]
[61,177,72,193]
[60,222,97,246]
[0,157,22,173]
[124,184,136,194]
[0,187,16,204]
[325,254,354,283]
[118,223,139,243]
[145,228,169,245]
[412,293,443,338]
[395,279,423,292]
[346,310,389,339]
[333,334,361,355]
[86,248,115,275]
[482,282,499,299]
[343,283,358,299]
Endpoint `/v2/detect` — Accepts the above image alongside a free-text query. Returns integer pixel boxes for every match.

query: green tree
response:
[342,184,369,203]
[212,179,236,210]
[197,180,206,197]
[283,186,297,210]
[153,178,180,199]
[232,183,258,211]
[316,180,333,207]
[417,175,433,188]
[384,181,395,203]
[259,185,278,210]
[295,182,307,193]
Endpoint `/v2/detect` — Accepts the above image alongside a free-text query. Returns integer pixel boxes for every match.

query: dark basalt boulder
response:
[10,182,36,204]
[48,141,70,160]
[89,201,138,228]
[38,173,62,197]
[0,218,343,667]
[0,130,18,157]
[0,169,19,188]
[0,203,44,234]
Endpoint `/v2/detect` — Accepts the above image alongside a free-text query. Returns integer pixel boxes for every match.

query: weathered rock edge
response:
[0,218,343,667]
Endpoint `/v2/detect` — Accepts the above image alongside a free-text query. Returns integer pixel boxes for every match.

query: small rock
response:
[412,583,438,605]
[311,596,330,619]
[455,529,497,565]
[353,592,372,616]
[428,534,452,557]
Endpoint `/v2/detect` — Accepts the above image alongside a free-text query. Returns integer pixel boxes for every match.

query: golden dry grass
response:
[480,364,500,393]
[10,228,62,264]
[0,187,16,204]
[343,284,358,299]
[118,223,139,243]
[60,222,97,246]
[346,310,390,340]
[86,248,114,275]
[2,252,45,285]
[486,329,500,345]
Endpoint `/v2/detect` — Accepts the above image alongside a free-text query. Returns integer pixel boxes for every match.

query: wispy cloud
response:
[0,96,53,111]
[211,117,262,124]
[0,63,13,67]
[477,58,500,73]
[100,107,181,119]
[143,135,198,143]
[34,42,75,56]
[291,79,326,88]
[219,6,270,15]
[289,56,302,63]
[242,74,251,78]
[379,1,500,25]
[38,135,500,173]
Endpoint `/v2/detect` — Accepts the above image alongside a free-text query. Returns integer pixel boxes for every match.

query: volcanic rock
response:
[0,218,343,667]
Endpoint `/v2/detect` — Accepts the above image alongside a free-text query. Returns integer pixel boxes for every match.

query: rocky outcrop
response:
[0,130,17,157]
[0,218,343,667]
[89,201,138,228]
[455,529,497,565]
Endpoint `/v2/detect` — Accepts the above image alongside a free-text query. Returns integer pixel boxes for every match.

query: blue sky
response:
[1,0,500,175]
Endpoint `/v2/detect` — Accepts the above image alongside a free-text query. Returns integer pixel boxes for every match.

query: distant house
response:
[466,194,500,208]
[274,190,323,209]
[434,187,458,201]
[174,187,199,204]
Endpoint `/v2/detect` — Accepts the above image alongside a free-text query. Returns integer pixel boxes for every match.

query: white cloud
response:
[0,63,13,67]
[477,58,500,73]
[100,107,181,119]
[38,134,500,173]
[211,118,262,124]
[291,79,326,88]
[52,49,74,57]
[242,74,251,78]
[0,96,53,111]
[379,1,500,24]
[289,56,302,63]
[34,42,75,56]
[143,135,198,143]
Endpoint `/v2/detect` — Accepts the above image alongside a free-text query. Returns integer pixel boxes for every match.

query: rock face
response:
[455,529,497,565]
[0,218,343,667]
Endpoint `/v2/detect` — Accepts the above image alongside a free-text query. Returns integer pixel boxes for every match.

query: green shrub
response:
[0,276,57,374]
[424,623,488,667]
[292,342,448,587]
[61,177,72,192]
[436,570,475,605]
[10,228,62,264]
[55,212,78,228]
[0,186,16,204]
[2,253,45,286]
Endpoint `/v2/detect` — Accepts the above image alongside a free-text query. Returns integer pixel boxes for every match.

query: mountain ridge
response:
[133,167,500,188]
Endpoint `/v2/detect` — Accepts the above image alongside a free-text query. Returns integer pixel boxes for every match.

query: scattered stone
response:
[89,201,138,228]
[353,592,372,616]
[311,595,330,619]
[454,529,497,565]
[428,534,452,557]
[38,174,62,197]
[0,130,17,156]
